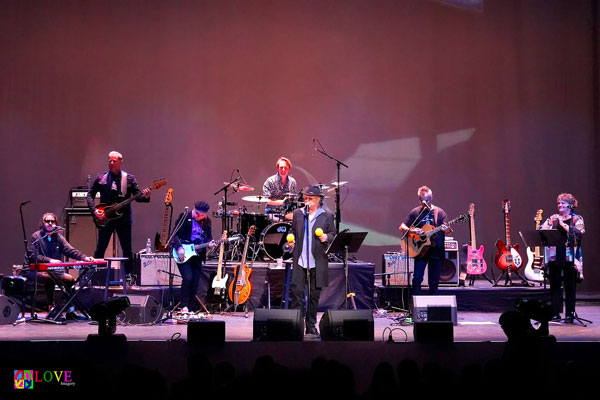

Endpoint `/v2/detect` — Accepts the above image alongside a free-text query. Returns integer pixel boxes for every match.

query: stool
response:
[103,257,129,300]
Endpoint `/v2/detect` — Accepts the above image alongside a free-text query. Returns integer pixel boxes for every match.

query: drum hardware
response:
[258,222,293,261]
[223,182,254,192]
[241,195,270,203]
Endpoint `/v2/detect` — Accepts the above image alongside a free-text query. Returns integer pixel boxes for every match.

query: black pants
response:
[412,256,442,295]
[290,267,321,330]
[177,256,203,310]
[548,261,577,317]
[25,270,73,307]
[94,217,134,274]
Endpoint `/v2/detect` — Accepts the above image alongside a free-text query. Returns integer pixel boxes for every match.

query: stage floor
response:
[2,306,599,342]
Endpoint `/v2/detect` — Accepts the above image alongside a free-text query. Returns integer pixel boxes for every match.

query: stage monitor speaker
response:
[119,294,162,324]
[188,320,226,344]
[138,253,182,286]
[440,240,459,286]
[412,295,457,326]
[319,309,374,341]
[0,295,20,325]
[413,322,454,343]
[253,308,303,341]
[64,209,115,261]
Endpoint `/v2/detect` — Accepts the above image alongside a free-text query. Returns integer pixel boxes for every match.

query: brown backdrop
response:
[1,0,598,291]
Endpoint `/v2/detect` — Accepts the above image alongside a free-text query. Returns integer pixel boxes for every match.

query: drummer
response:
[262,156,298,218]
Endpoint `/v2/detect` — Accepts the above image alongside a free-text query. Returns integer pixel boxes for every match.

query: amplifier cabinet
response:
[138,253,181,286]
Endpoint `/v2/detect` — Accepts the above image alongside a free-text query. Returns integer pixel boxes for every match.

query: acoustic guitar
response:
[466,203,487,275]
[406,214,467,258]
[495,199,523,271]
[228,225,255,307]
[93,179,167,228]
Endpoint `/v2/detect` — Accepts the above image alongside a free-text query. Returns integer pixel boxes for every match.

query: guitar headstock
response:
[534,209,543,229]
[456,214,468,224]
[164,188,173,205]
[468,203,475,217]
[152,179,167,190]
[502,199,511,214]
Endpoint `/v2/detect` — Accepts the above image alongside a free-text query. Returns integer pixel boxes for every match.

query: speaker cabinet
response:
[253,309,303,341]
[188,320,226,344]
[120,295,162,324]
[0,295,20,325]
[412,295,457,325]
[64,208,115,261]
[319,309,374,341]
[383,252,423,286]
[440,240,459,286]
[413,322,454,343]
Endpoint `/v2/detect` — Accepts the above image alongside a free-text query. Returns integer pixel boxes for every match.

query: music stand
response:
[326,231,367,309]
[538,229,591,326]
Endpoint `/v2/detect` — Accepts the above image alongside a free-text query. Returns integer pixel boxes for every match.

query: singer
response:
[538,193,585,323]
[262,156,298,217]
[287,185,335,336]
[26,212,94,317]
[399,186,449,295]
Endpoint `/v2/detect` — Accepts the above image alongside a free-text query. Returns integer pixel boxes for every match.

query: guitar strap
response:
[120,171,128,195]
[433,206,439,226]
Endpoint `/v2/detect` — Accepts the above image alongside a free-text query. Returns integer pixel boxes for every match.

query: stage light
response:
[88,296,130,337]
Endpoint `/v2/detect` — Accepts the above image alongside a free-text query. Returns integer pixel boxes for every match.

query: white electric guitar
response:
[524,209,545,282]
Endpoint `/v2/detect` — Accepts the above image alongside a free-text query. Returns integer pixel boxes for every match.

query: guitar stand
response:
[493,269,532,287]
[466,271,495,287]
[194,294,210,315]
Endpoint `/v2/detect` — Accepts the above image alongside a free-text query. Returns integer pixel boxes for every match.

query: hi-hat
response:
[242,195,270,203]
[224,182,254,192]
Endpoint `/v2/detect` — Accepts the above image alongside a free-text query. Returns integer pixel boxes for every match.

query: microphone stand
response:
[214,176,241,234]
[303,207,311,332]
[314,141,348,234]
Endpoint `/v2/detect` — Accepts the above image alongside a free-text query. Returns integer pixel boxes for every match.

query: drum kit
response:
[213,179,347,262]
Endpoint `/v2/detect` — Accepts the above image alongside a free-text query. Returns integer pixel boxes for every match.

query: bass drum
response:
[260,222,293,261]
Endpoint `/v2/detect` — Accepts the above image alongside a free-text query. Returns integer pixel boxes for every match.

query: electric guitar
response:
[406,214,467,258]
[228,225,255,307]
[93,179,167,228]
[154,188,173,252]
[173,234,243,264]
[524,209,545,282]
[466,203,487,275]
[208,231,229,303]
[495,199,523,271]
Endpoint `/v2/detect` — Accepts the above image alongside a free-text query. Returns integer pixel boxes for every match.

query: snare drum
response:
[240,212,270,241]
[260,222,293,261]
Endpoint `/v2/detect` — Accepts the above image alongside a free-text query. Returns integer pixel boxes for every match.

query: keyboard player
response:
[26,212,95,317]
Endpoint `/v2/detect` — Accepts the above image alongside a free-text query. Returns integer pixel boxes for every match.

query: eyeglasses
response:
[44,220,56,224]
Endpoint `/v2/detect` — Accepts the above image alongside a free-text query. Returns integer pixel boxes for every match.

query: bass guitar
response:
[228,225,255,307]
[93,179,167,228]
[154,188,173,252]
[495,199,523,271]
[173,234,243,264]
[466,203,487,275]
[524,209,545,282]
[406,214,467,258]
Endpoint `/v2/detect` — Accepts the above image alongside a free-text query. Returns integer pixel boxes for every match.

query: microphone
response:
[184,206,189,213]
[20,200,31,206]
[421,200,431,210]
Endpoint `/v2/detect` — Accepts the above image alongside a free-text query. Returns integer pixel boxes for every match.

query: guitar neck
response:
[470,214,477,248]
[426,216,464,237]
[216,241,226,280]
[111,188,149,212]
[505,212,512,248]
[159,205,170,246]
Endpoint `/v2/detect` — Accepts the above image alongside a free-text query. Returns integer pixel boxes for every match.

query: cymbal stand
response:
[314,139,348,234]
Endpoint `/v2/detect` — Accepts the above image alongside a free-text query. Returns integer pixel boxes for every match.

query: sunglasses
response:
[44,219,56,224]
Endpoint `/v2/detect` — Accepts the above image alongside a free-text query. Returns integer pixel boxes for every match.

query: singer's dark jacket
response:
[290,208,336,288]
[27,230,88,264]
[403,205,448,259]
[169,211,213,262]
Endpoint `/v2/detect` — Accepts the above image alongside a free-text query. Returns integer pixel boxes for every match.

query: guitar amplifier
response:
[383,252,427,287]
[70,187,99,208]
[441,238,460,286]
[138,253,182,286]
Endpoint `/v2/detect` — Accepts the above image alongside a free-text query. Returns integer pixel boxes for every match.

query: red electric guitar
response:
[495,199,523,271]
[466,203,487,275]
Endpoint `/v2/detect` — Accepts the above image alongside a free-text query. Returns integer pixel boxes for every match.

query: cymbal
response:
[330,181,348,186]
[223,182,255,192]
[242,195,270,203]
